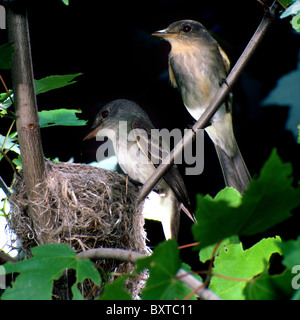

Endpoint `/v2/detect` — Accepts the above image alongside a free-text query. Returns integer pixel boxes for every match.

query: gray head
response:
[83,99,152,140]
[152,19,216,46]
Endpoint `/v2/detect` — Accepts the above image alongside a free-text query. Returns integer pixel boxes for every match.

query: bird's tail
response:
[215,139,251,194]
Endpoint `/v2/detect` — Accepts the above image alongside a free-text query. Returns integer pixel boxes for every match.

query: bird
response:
[152,20,251,194]
[83,99,192,240]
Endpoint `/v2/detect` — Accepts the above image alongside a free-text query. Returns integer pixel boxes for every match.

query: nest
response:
[8,161,149,299]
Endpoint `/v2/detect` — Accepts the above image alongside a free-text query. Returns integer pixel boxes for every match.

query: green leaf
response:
[192,188,242,249]
[34,73,82,95]
[99,276,132,300]
[71,256,102,300]
[0,96,15,119]
[0,91,13,111]
[244,268,294,300]
[136,240,191,300]
[2,244,101,300]
[209,237,282,300]
[0,43,14,70]
[0,134,20,156]
[213,186,243,206]
[240,149,298,235]
[192,149,300,249]
[39,109,87,128]
[61,0,69,5]
[278,236,300,269]
[12,155,22,170]
[199,236,239,263]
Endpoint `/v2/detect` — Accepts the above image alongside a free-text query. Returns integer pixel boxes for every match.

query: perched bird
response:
[153,20,251,193]
[84,99,192,240]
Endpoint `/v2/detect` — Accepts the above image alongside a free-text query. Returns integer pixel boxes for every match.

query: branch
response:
[7,6,45,194]
[77,248,145,262]
[77,247,220,300]
[6,5,51,244]
[138,2,277,203]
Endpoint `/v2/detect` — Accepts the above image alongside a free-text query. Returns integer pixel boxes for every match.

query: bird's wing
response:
[132,118,191,209]
[217,45,230,73]
[168,60,178,88]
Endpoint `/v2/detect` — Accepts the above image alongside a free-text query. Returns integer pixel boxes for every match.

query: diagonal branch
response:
[138,2,277,204]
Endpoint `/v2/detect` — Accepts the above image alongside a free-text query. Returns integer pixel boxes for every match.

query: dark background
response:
[1,0,300,264]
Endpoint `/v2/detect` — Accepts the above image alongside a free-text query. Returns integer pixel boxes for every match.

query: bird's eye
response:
[101,110,109,119]
[182,25,192,33]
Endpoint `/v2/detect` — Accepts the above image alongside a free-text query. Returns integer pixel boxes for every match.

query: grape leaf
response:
[0,91,13,111]
[199,236,240,263]
[244,268,294,300]
[0,134,20,156]
[136,240,193,300]
[99,276,131,300]
[192,188,242,249]
[2,244,101,300]
[34,73,82,95]
[278,236,300,269]
[209,237,282,300]
[192,149,300,249]
[39,109,87,128]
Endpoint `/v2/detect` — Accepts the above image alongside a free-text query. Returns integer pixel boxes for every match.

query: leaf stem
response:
[178,242,200,249]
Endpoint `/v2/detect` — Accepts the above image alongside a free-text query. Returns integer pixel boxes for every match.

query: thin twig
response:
[138,2,277,203]
[182,241,222,300]
[178,242,200,250]
[0,74,14,108]
[0,74,16,119]
[0,147,18,176]
[0,175,12,196]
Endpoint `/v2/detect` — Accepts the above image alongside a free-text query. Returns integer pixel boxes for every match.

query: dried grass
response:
[8,161,149,299]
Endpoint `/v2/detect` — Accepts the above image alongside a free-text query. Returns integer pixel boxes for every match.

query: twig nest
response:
[8,161,149,299]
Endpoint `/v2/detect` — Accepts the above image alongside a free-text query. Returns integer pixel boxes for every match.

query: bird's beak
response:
[152,29,169,37]
[83,122,103,141]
